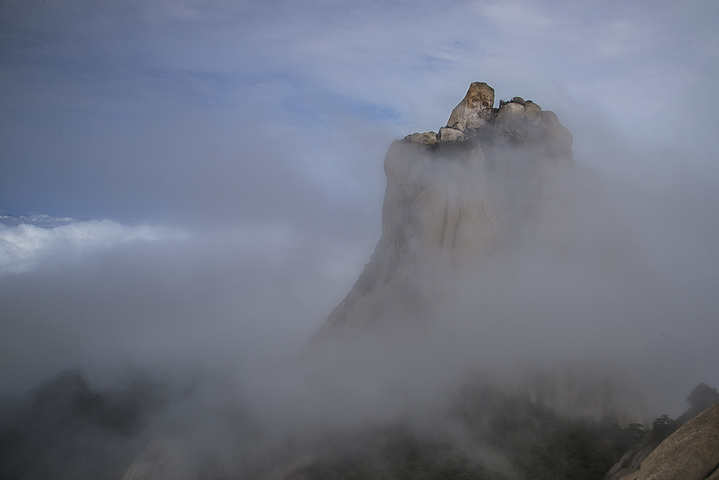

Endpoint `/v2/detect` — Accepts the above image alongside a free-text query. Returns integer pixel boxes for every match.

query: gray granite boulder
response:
[616,402,719,480]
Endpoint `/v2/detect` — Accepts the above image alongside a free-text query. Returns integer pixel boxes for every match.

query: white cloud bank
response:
[0,217,187,274]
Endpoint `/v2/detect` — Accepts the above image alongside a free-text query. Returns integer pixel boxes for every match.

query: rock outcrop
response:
[606,384,719,480]
[609,402,719,480]
[313,81,574,341]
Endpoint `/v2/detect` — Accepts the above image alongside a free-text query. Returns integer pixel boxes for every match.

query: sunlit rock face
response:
[313,82,574,341]
[447,81,495,130]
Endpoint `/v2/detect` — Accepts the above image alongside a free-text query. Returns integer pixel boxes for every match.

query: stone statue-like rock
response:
[313,82,574,342]
[447,81,495,131]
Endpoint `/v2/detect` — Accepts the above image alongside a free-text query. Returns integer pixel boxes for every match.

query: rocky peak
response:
[313,82,575,341]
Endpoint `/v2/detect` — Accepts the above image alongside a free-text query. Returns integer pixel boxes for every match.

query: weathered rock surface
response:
[447,81,495,130]
[606,384,719,480]
[313,82,574,341]
[438,126,464,142]
[612,402,719,480]
[404,131,438,146]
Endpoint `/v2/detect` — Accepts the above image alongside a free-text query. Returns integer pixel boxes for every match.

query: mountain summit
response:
[313,82,575,341]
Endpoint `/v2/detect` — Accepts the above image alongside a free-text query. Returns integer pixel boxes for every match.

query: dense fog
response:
[1,0,718,478]
[2,117,718,477]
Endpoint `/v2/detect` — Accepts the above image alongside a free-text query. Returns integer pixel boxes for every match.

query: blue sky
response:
[1,0,719,416]
[2,0,717,224]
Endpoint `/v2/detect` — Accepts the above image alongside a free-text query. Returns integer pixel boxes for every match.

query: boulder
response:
[494,101,527,129]
[404,131,438,147]
[439,126,465,143]
[524,100,542,123]
[606,385,719,480]
[617,402,719,480]
[529,110,574,164]
[446,81,495,131]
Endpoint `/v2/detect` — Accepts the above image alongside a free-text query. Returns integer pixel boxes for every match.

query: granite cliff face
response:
[314,82,574,340]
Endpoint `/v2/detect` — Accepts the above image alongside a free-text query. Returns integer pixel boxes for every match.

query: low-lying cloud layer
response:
[1,136,717,477]
[0,220,368,395]
[0,216,186,273]
[1,0,718,477]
